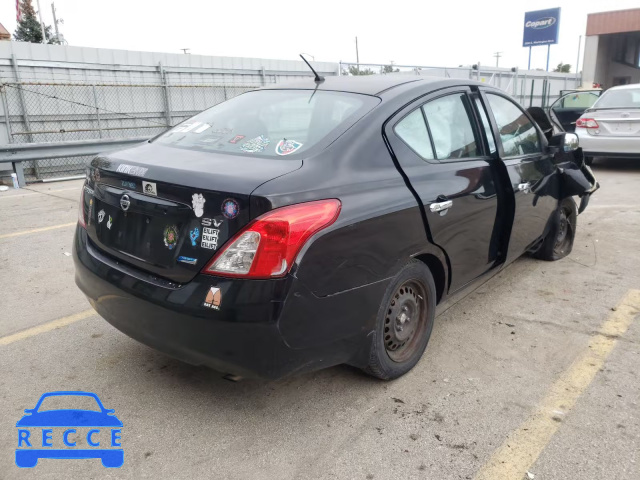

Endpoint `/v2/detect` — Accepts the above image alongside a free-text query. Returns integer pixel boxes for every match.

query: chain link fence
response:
[339,62,581,109]
[0,81,254,181]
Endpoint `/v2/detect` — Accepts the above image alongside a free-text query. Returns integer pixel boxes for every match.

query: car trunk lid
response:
[84,142,301,283]
[589,109,640,137]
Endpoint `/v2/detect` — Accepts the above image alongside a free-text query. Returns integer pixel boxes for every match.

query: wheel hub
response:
[385,285,421,353]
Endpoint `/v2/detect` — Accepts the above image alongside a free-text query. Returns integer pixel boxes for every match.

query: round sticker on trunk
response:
[221,198,239,219]
[163,225,179,250]
[275,139,303,156]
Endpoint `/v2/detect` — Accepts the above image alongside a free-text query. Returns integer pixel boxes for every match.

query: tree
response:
[14,0,57,44]
[381,62,400,74]
[342,65,375,76]
[553,62,571,73]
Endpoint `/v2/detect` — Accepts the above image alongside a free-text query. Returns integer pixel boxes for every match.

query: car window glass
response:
[594,88,640,108]
[155,90,379,158]
[37,395,102,412]
[394,109,435,160]
[486,94,541,157]
[422,93,479,160]
[474,97,496,154]
[557,92,598,109]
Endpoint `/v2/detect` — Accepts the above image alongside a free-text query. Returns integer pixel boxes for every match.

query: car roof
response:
[260,74,462,96]
[607,83,640,91]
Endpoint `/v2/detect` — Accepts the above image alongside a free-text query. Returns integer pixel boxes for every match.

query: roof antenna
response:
[300,54,324,83]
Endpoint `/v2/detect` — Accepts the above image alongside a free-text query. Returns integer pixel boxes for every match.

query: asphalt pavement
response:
[0,158,638,480]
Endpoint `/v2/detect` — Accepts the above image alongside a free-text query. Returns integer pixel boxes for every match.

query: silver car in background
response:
[574,84,640,165]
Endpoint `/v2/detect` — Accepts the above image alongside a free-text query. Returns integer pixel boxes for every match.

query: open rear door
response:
[549,91,599,133]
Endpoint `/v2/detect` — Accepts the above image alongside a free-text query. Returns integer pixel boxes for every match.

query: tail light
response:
[576,117,599,129]
[202,199,341,279]
[78,187,86,228]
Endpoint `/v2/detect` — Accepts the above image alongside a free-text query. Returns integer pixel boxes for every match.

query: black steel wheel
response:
[384,280,428,363]
[534,197,577,261]
[363,260,436,380]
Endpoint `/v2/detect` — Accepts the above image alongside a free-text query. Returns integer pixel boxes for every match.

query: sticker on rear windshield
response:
[116,164,148,177]
[275,139,303,156]
[221,199,239,219]
[177,256,197,265]
[229,135,245,144]
[240,135,270,153]
[201,227,219,250]
[98,210,105,223]
[203,287,221,310]
[107,215,113,230]
[163,225,179,250]
[142,181,157,196]
[121,180,136,190]
[192,193,206,218]
[190,227,200,246]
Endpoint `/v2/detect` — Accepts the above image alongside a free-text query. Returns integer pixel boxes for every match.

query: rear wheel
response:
[534,198,577,261]
[363,260,436,380]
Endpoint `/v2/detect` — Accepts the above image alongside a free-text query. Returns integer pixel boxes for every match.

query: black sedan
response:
[74,75,598,380]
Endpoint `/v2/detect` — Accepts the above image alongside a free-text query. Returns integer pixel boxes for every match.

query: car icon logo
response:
[120,194,131,212]
[15,391,123,468]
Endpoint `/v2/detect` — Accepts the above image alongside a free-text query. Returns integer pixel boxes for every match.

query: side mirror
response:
[563,133,579,152]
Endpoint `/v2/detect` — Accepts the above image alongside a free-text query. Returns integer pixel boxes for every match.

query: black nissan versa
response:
[74,74,599,380]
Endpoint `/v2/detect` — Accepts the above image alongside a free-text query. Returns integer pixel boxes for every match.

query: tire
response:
[584,156,593,167]
[534,197,577,261]
[363,260,436,380]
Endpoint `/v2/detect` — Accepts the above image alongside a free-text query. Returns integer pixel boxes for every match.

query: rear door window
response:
[422,93,480,160]
[486,94,541,157]
[394,109,435,160]
[155,90,379,157]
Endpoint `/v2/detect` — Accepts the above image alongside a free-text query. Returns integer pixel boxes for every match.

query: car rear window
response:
[155,90,378,157]
[594,88,640,109]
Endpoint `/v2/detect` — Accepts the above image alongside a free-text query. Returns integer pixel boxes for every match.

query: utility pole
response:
[355,36,359,74]
[51,2,60,42]
[493,51,502,68]
[35,0,47,43]
[180,48,190,54]
[575,35,582,75]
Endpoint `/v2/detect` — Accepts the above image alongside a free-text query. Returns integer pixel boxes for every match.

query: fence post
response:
[260,67,266,86]
[529,79,535,107]
[92,85,103,138]
[10,55,33,144]
[11,54,39,179]
[0,84,12,144]
[158,62,172,128]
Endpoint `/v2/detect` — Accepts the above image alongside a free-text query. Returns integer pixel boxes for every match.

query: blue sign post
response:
[523,8,561,71]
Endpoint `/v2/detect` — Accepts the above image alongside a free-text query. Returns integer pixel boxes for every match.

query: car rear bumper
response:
[576,131,640,158]
[73,227,385,380]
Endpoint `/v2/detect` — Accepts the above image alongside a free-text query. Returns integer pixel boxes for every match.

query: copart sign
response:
[522,7,561,47]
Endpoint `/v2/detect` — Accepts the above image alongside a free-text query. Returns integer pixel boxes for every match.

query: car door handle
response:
[517,182,531,194]
[430,200,453,213]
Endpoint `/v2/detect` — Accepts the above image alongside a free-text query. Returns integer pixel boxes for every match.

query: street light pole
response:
[51,2,60,42]
[35,0,47,43]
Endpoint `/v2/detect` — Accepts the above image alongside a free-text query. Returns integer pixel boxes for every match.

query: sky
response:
[1,0,639,72]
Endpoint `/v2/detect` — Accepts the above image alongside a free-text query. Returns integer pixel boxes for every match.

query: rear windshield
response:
[593,88,640,109]
[155,89,378,157]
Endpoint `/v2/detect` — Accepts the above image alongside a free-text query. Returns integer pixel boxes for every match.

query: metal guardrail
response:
[0,136,150,186]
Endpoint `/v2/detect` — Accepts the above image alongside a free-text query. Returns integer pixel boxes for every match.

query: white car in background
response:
[574,84,640,165]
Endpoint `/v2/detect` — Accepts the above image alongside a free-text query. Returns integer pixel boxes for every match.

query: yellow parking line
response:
[474,289,640,480]
[0,222,76,240]
[0,309,95,346]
